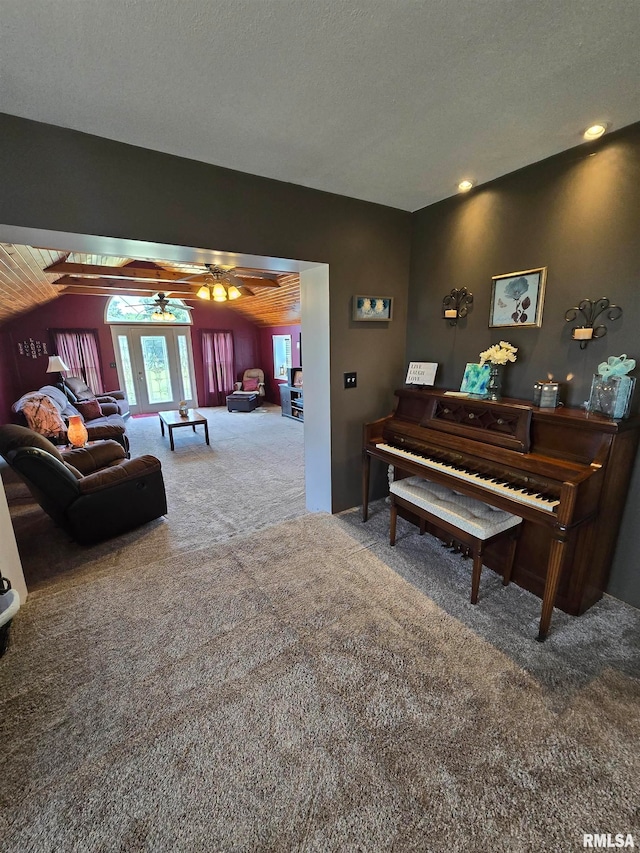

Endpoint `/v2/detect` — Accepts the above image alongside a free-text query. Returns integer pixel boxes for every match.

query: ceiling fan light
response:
[197,285,211,300]
[151,309,176,321]
[213,283,227,301]
[227,285,242,300]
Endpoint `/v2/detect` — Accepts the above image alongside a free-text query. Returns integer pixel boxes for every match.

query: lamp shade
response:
[46,355,69,373]
[212,283,227,302]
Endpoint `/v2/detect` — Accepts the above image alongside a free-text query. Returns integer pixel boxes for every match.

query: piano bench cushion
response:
[390,477,522,540]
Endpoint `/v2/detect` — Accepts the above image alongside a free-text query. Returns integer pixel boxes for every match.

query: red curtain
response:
[52,330,104,392]
[202,331,235,406]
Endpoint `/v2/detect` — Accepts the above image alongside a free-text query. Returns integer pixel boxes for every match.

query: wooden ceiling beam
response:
[45,262,197,282]
[52,276,200,296]
[45,261,282,287]
[56,286,203,300]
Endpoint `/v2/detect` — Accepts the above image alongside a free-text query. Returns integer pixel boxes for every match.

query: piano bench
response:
[389,476,522,605]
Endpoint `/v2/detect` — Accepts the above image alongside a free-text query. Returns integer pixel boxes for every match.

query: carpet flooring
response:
[2,403,307,589]
[1,407,639,852]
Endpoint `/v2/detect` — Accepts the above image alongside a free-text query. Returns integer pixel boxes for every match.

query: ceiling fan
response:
[177,264,280,301]
[149,292,193,321]
[114,292,194,322]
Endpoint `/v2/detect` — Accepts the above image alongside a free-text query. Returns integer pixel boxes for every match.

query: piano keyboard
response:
[377,442,560,514]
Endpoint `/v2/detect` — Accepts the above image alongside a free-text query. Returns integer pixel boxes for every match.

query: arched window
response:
[105,295,192,324]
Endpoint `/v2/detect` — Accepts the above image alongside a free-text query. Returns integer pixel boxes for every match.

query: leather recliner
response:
[0,425,166,545]
[60,377,130,418]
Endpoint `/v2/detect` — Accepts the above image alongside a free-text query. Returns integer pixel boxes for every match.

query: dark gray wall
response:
[408,122,640,606]
[0,113,411,513]
[1,112,638,605]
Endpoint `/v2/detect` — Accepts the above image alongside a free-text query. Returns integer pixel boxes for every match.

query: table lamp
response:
[66,415,88,448]
[46,355,70,389]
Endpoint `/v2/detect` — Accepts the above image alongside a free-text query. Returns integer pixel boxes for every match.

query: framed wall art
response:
[353,295,393,322]
[489,267,547,328]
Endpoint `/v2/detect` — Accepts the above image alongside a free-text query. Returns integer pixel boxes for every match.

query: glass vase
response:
[486,364,504,401]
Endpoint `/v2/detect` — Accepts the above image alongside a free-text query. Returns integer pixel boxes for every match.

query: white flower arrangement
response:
[479,341,518,366]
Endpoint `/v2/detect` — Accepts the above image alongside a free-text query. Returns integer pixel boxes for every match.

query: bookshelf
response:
[280,385,303,422]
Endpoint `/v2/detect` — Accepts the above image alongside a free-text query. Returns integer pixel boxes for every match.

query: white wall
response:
[0,477,27,601]
[300,265,331,512]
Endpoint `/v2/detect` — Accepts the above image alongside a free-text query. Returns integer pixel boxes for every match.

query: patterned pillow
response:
[75,399,103,421]
[243,378,259,392]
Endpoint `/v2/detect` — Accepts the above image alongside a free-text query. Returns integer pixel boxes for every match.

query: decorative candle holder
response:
[442,288,473,326]
[564,298,622,349]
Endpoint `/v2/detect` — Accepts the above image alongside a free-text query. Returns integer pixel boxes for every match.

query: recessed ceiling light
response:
[458,179,474,192]
[583,123,608,141]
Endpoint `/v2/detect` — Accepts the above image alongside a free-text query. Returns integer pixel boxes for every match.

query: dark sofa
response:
[12,385,129,454]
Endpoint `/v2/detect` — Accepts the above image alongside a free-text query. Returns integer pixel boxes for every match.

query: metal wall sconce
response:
[564,297,623,349]
[442,288,473,326]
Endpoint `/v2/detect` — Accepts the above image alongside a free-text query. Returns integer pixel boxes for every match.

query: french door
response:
[111,326,197,414]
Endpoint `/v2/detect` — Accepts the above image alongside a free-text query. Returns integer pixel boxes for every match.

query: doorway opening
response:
[0,223,331,513]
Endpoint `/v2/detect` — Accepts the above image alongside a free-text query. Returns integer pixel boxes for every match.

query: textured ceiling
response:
[1,1,639,211]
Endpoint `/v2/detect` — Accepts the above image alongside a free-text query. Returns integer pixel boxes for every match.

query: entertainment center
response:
[280,368,303,422]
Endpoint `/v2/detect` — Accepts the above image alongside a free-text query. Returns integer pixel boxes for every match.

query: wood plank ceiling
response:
[0,244,301,328]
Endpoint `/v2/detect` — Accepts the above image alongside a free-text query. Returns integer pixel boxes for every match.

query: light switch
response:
[344,372,357,389]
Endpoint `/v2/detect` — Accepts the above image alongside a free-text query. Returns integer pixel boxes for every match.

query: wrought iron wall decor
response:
[564,297,622,349]
[442,288,473,325]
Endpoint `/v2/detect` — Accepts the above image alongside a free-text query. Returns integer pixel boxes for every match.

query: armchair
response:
[61,376,130,418]
[236,368,265,398]
[0,425,166,545]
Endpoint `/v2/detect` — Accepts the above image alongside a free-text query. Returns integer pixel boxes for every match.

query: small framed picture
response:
[460,363,491,396]
[489,267,547,328]
[353,295,393,322]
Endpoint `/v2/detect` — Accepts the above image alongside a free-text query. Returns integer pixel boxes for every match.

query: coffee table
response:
[159,409,210,451]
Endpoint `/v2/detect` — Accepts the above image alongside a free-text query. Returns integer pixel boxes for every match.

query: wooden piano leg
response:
[537,532,567,642]
[362,452,371,522]
[471,544,483,605]
[502,527,520,587]
[390,499,398,545]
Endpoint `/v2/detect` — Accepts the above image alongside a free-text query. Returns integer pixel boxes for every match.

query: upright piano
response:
[363,388,640,640]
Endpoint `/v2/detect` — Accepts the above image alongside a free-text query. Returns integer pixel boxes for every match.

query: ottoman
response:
[226,392,259,412]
